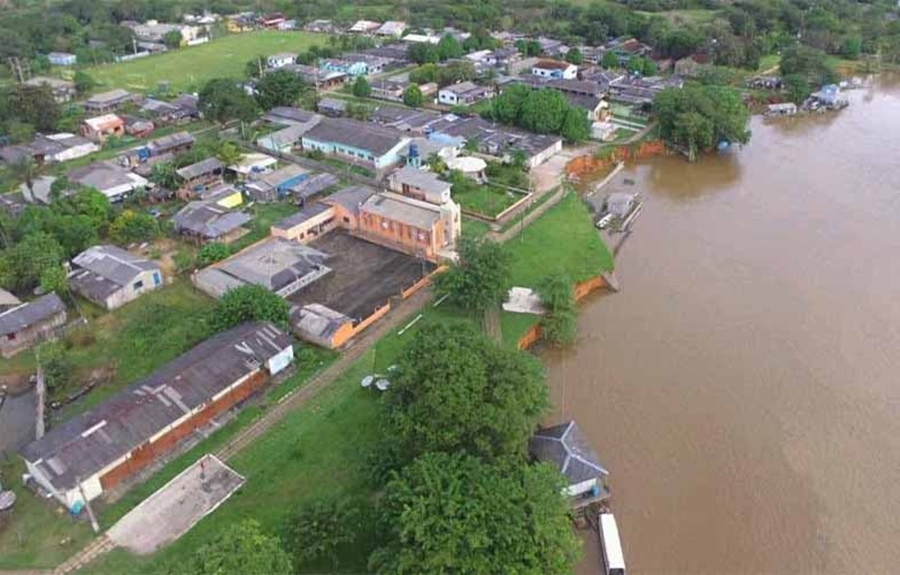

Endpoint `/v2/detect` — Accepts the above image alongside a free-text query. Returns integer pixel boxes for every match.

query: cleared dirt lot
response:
[290,230,434,320]
[106,455,244,555]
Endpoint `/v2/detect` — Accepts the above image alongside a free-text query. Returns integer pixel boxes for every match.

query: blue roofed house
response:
[320,58,368,77]
[301,118,411,173]
[244,164,309,202]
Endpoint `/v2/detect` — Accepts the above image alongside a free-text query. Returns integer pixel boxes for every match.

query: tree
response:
[162,30,183,49]
[197,242,231,267]
[109,209,160,244]
[402,84,424,108]
[519,89,570,134]
[6,84,61,132]
[352,76,371,98]
[0,232,64,292]
[536,275,577,345]
[425,153,447,174]
[245,55,267,78]
[565,47,583,65]
[40,265,69,298]
[841,36,862,60]
[217,141,243,167]
[36,341,71,394]
[654,85,751,161]
[783,73,811,104]
[370,452,580,574]
[601,50,620,69]
[11,156,38,195]
[73,71,95,95]
[435,236,511,313]
[188,520,291,575]
[255,69,306,110]
[283,500,359,570]
[150,161,179,189]
[779,45,837,85]
[375,323,547,471]
[437,33,462,61]
[216,284,290,330]
[560,108,590,143]
[199,78,259,124]
[408,42,439,65]
[515,39,542,57]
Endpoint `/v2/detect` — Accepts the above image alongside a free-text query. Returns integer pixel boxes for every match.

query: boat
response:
[598,512,626,575]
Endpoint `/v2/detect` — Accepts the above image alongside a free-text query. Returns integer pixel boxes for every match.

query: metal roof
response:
[173,201,252,239]
[214,238,330,293]
[303,118,408,156]
[322,185,375,215]
[272,203,332,231]
[291,303,352,345]
[528,420,609,486]
[361,192,440,230]
[176,157,223,181]
[70,245,159,302]
[0,293,65,338]
[20,322,292,492]
[391,166,451,195]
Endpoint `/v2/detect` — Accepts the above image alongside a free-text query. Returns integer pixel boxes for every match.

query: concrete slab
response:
[107,454,244,554]
[502,287,545,315]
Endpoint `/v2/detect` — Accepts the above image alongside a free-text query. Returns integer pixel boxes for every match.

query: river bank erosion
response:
[553,73,900,573]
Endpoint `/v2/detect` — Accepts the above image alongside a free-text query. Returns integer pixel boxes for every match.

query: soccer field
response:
[86,31,330,94]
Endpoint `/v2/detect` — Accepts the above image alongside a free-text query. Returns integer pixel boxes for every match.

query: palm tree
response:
[217,141,243,168]
[11,156,37,198]
[425,153,447,174]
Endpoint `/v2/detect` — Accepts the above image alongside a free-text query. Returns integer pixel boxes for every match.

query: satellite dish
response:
[361,375,374,388]
[0,490,17,512]
[387,364,399,372]
[375,379,390,391]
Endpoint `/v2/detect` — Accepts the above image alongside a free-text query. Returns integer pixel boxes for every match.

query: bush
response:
[216,284,290,331]
[197,243,232,267]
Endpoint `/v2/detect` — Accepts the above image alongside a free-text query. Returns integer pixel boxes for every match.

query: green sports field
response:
[86,31,330,94]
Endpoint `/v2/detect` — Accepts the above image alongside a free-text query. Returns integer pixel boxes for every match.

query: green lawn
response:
[86,31,330,94]
[758,54,781,73]
[0,281,217,418]
[498,191,614,346]
[455,184,522,218]
[462,217,492,239]
[230,200,299,251]
[634,8,720,25]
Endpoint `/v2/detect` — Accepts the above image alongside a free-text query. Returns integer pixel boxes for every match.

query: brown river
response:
[545,74,900,574]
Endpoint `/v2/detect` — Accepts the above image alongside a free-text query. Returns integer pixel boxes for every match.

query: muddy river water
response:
[544,75,900,573]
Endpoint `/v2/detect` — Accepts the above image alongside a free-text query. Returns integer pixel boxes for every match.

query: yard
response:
[229,200,299,251]
[499,191,615,344]
[454,183,522,218]
[85,31,330,94]
[0,281,217,419]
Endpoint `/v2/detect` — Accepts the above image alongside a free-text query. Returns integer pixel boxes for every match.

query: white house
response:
[70,245,164,310]
[532,60,578,80]
[376,21,407,37]
[267,52,298,68]
[438,81,493,106]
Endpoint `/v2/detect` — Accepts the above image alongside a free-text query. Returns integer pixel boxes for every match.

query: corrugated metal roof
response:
[20,322,292,492]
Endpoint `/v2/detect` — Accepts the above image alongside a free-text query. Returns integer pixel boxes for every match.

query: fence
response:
[400,265,447,300]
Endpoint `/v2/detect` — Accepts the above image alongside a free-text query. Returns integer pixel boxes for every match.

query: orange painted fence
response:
[401,265,448,300]
[566,140,668,180]
[516,275,610,350]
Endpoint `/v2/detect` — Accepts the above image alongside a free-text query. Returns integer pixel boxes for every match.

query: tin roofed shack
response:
[20,322,294,510]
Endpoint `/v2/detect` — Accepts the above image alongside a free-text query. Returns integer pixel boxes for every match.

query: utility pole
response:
[76,477,100,533]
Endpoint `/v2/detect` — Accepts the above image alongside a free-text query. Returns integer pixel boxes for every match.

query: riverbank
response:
[545,76,900,573]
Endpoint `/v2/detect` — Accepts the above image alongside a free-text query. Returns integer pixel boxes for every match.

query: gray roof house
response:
[83,89,136,113]
[0,293,67,358]
[388,166,452,205]
[529,420,610,500]
[172,201,252,244]
[20,321,294,509]
[301,118,410,170]
[70,245,163,310]
[290,303,354,348]
[193,238,331,298]
[67,161,149,202]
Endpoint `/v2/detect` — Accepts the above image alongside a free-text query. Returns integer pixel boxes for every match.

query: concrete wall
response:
[102,268,163,310]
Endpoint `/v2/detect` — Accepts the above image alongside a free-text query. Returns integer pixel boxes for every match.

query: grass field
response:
[499,191,614,344]
[634,8,720,25]
[230,200,299,251]
[455,184,522,218]
[86,31,330,94]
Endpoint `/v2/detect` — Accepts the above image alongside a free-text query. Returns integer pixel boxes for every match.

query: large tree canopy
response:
[654,85,751,160]
[216,284,290,330]
[370,452,580,574]
[254,69,306,110]
[187,519,292,575]
[435,236,511,313]
[199,78,259,124]
[376,322,547,470]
